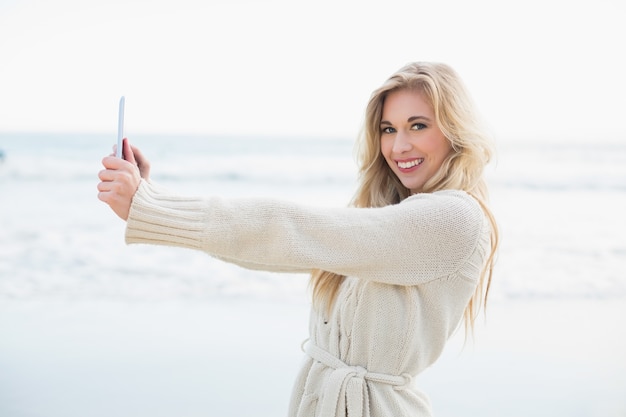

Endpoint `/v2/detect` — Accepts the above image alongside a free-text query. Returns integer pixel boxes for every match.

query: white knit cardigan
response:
[125,180,491,417]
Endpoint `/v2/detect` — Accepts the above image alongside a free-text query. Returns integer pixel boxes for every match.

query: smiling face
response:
[380,89,452,194]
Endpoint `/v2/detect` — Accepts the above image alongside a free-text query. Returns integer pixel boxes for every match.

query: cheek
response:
[380,137,393,159]
[428,137,451,162]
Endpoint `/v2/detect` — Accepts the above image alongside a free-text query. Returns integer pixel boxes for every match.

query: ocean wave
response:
[491,179,626,192]
[2,133,625,304]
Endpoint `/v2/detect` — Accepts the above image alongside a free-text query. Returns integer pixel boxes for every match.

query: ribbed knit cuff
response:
[125,180,209,249]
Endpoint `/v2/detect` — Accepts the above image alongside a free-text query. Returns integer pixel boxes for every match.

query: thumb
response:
[122,138,136,164]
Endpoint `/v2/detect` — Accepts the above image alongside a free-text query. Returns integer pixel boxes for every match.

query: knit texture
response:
[125,180,491,417]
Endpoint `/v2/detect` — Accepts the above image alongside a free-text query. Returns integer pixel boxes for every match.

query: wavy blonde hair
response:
[310,62,499,333]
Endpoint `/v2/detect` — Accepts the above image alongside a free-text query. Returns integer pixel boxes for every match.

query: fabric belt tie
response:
[303,340,412,417]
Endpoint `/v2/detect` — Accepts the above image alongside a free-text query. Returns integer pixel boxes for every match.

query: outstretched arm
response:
[125,183,487,285]
[97,138,149,220]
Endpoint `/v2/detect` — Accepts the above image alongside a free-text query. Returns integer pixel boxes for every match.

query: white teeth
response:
[398,159,423,169]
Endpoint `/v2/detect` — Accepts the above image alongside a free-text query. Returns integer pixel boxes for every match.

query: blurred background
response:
[1,1,625,416]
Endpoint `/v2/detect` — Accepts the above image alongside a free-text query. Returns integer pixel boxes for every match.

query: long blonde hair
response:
[310,62,499,333]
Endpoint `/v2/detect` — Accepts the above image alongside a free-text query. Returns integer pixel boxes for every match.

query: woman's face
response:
[380,89,451,194]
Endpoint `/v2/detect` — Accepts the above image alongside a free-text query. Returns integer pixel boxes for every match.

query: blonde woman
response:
[97,62,498,417]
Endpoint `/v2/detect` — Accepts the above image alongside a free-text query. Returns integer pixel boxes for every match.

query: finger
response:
[101,155,124,169]
[123,138,136,164]
[111,143,123,158]
[97,167,121,183]
[130,145,150,179]
[96,181,112,192]
[98,169,114,181]
[131,144,146,165]
[97,189,113,203]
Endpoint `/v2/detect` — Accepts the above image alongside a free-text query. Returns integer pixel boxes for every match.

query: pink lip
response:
[395,158,423,173]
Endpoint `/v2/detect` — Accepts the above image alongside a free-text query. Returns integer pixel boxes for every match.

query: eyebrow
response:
[380,115,432,125]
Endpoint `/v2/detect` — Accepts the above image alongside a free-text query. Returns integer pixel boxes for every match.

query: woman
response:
[98,61,498,417]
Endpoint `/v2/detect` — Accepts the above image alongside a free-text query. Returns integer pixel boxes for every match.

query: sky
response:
[0,0,625,142]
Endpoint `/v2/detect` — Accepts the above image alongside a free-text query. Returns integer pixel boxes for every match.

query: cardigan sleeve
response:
[125,180,486,285]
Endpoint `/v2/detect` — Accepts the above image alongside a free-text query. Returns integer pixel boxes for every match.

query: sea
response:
[0,132,625,417]
[0,132,624,302]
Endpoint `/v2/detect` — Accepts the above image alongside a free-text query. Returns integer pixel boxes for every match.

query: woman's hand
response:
[129,141,151,181]
[97,138,147,220]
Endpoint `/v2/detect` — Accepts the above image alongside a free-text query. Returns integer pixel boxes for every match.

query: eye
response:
[411,123,427,131]
[381,126,396,134]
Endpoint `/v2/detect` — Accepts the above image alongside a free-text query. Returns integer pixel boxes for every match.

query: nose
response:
[392,131,412,154]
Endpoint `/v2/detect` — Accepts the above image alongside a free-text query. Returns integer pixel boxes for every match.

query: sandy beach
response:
[1,295,624,417]
[1,134,625,416]
[1,0,625,413]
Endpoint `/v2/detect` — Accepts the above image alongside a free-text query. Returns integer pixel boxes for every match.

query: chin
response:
[402,181,426,194]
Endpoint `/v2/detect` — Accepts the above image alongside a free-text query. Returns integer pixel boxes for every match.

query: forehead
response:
[382,89,434,119]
